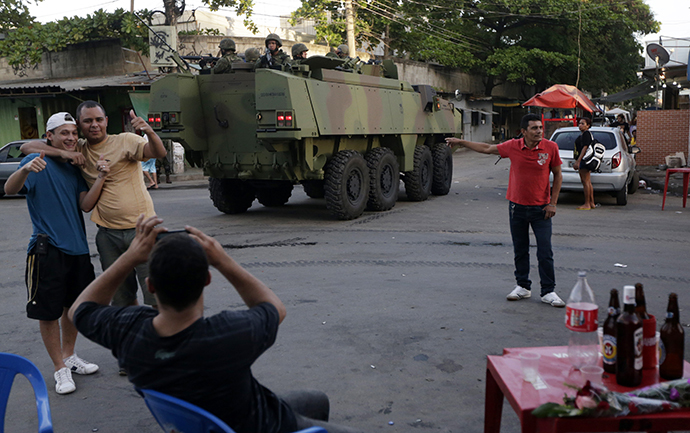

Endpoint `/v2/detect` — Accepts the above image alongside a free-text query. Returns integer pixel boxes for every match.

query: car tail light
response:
[611,151,621,169]
[285,112,293,127]
[277,111,285,127]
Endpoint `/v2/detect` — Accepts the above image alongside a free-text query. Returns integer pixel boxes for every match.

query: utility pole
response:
[345,0,356,56]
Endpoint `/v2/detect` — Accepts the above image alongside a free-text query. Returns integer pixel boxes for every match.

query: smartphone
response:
[156,229,188,241]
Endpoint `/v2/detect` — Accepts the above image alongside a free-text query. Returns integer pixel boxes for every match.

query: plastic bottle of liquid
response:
[565,272,599,369]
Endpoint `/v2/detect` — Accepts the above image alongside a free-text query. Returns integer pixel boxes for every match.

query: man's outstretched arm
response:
[446,137,500,155]
[20,140,85,167]
[186,226,287,324]
[68,215,165,321]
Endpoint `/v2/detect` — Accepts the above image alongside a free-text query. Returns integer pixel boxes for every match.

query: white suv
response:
[549,126,640,205]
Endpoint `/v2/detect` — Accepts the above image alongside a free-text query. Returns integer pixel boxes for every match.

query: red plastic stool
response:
[662,167,690,210]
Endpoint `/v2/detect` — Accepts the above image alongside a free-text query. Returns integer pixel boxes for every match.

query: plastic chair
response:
[138,388,327,433]
[0,353,53,433]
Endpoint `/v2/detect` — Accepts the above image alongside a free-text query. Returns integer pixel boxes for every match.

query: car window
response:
[1,143,26,162]
[591,132,617,150]
[551,131,579,151]
[552,131,617,151]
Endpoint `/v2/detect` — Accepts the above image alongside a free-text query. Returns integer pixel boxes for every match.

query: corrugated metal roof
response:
[0,73,162,96]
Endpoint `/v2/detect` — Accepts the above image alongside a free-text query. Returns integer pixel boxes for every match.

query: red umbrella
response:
[523,84,600,113]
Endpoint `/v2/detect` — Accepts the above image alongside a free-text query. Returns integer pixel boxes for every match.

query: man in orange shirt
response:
[446,114,565,307]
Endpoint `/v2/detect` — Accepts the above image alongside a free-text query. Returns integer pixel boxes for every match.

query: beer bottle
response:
[659,293,685,380]
[616,285,642,386]
[602,289,620,374]
[634,283,650,320]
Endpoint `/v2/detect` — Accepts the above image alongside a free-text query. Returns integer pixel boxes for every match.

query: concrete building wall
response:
[0,39,151,82]
[636,110,690,166]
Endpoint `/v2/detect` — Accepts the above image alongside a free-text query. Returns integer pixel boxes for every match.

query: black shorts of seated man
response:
[69,215,365,433]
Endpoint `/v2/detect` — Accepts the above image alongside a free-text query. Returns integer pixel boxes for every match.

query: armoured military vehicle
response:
[147,55,461,219]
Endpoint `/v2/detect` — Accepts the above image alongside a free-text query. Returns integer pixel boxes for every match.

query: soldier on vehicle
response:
[244,47,261,64]
[213,38,242,74]
[291,43,309,64]
[336,44,352,61]
[256,33,290,69]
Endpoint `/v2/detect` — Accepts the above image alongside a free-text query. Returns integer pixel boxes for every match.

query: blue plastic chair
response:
[137,388,327,433]
[0,353,53,433]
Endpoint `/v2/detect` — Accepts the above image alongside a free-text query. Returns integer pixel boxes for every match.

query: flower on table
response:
[532,378,690,418]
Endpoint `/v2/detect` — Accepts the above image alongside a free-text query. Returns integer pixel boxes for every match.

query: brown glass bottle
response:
[659,293,685,380]
[634,283,649,321]
[602,289,620,373]
[616,285,642,387]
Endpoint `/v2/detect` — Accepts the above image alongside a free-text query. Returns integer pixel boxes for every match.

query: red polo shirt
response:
[496,138,562,206]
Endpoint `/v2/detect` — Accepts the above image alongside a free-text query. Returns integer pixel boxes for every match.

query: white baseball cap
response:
[46,112,77,132]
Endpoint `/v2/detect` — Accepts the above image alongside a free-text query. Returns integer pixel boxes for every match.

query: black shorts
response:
[25,242,95,321]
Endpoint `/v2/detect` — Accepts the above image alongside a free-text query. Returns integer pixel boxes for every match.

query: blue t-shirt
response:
[20,153,90,255]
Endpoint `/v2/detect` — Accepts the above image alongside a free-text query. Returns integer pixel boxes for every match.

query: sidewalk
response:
[637,165,687,196]
[148,167,207,190]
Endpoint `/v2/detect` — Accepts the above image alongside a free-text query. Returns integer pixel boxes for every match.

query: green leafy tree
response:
[292,0,659,96]
[0,0,40,30]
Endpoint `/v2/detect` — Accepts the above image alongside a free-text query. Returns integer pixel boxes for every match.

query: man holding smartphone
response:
[5,113,110,394]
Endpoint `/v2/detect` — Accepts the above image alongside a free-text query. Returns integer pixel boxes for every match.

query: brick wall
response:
[636,110,690,166]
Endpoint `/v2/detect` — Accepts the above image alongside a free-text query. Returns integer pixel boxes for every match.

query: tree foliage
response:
[0,0,40,30]
[292,0,659,96]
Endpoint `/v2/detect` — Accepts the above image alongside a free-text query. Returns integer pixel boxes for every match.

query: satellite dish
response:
[647,43,670,66]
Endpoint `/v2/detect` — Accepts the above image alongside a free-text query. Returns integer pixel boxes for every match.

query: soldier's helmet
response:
[244,47,261,63]
[265,33,283,48]
[336,44,349,56]
[219,38,236,51]
[291,43,308,58]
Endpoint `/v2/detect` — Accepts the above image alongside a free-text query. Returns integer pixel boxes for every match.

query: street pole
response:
[345,0,356,56]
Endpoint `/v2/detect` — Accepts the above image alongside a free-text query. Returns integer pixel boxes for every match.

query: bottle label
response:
[659,339,666,365]
[667,312,674,319]
[608,306,618,315]
[634,327,643,370]
[602,334,617,365]
[565,305,598,332]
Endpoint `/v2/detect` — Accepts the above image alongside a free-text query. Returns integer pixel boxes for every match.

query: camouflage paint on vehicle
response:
[148,56,461,219]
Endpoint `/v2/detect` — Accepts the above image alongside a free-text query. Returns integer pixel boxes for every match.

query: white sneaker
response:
[541,292,566,307]
[54,367,76,395]
[506,285,531,300]
[64,354,99,375]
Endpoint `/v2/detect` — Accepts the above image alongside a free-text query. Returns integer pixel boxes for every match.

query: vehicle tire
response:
[403,145,433,201]
[209,177,256,214]
[301,180,325,199]
[256,182,294,207]
[324,150,369,220]
[365,147,399,211]
[628,170,640,194]
[615,186,628,206]
[431,143,453,196]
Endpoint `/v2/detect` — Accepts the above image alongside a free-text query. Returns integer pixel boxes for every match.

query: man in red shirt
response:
[446,113,565,307]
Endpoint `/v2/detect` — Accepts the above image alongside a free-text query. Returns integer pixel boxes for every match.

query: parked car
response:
[0,140,34,197]
[549,126,640,205]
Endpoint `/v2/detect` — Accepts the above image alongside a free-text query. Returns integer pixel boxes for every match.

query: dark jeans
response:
[508,202,555,296]
[281,390,365,433]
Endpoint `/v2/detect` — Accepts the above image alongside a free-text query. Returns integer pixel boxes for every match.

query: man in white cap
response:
[22,101,167,313]
[5,112,111,394]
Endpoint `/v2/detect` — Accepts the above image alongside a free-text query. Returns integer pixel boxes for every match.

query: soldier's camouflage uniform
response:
[256,50,290,69]
[213,53,242,74]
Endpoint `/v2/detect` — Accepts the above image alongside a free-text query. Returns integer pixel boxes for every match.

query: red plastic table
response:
[662,167,690,210]
[485,346,690,433]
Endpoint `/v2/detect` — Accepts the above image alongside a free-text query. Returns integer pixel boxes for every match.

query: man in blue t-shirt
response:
[4,112,111,394]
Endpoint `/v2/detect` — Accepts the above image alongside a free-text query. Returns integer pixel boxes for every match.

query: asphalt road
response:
[1,149,689,433]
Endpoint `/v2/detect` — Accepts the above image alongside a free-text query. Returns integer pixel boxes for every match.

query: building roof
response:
[0,73,161,97]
